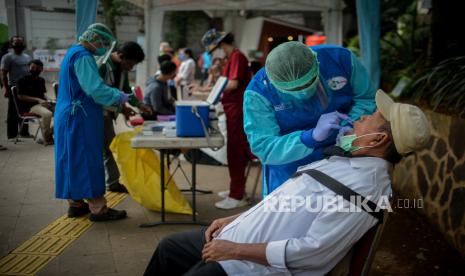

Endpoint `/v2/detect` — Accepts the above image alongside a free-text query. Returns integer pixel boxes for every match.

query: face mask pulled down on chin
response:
[337,128,386,153]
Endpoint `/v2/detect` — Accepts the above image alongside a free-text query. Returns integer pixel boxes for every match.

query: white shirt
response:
[216,156,392,276]
[177,58,196,86]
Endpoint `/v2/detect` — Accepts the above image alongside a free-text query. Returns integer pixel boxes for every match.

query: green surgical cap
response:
[79,23,115,45]
[265,41,319,92]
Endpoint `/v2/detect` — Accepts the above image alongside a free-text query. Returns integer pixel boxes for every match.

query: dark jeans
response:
[103,113,120,187]
[7,97,28,139]
[144,227,227,276]
[223,103,255,200]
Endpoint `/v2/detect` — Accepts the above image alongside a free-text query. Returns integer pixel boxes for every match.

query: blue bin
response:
[176,101,210,137]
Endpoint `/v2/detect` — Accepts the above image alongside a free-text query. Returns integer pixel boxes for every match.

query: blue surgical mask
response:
[179,53,186,61]
[89,41,107,56]
[338,132,386,152]
[95,47,106,56]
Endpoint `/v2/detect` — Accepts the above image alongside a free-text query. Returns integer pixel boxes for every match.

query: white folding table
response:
[131,129,224,227]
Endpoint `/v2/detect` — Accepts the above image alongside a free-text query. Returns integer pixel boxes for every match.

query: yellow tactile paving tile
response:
[36,217,92,238]
[107,192,127,208]
[13,236,74,256]
[0,192,127,276]
[0,254,52,276]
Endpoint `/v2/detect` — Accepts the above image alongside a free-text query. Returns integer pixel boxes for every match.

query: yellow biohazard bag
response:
[110,129,192,215]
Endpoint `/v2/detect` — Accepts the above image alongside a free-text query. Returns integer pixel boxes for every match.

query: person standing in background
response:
[191,29,254,209]
[175,48,196,100]
[198,50,212,85]
[1,36,32,139]
[159,41,171,56]
[99,41,152,193]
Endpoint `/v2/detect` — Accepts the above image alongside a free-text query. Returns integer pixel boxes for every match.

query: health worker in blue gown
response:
[54,23,129,221]
[243,41,377,196]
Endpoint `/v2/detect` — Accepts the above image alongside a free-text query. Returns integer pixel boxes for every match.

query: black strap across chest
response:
[292,168,384,223]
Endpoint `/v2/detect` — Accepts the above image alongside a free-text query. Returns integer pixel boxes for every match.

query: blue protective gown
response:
[54,44,121,200]
[243,45,376,196]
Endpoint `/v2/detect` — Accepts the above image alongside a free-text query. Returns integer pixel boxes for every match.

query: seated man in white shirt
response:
[144,90,431,276]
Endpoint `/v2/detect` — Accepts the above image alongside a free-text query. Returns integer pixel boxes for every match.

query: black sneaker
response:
[68,203,90,218]
[108,183,128,193]
[89,208,127,222]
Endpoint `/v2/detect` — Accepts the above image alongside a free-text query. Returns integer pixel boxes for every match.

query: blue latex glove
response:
[119,92,129,104]
[312,111,350,142]
[336,126,354,147]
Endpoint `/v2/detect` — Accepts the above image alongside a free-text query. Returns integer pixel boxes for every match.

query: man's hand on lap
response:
[202,240,239,262]
[205,215,238,242]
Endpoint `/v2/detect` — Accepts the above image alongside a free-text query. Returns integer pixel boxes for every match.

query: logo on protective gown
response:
[328,76,348,90]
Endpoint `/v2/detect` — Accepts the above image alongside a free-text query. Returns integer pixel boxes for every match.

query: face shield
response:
[96,40,116,67]
[79,23,116,62]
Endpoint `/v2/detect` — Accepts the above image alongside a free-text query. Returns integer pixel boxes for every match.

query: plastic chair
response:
[328,211,389,276]
[10,86,43,144]
[245,159,262,203]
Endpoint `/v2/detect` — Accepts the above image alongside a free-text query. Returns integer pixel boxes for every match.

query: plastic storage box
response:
[176,101,210,137]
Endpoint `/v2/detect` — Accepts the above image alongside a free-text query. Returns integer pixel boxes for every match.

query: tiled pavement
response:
[0,96,257,275]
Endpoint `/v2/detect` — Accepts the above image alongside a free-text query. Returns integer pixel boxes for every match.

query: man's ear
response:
[116,53,124,62]
[369,133,389,148]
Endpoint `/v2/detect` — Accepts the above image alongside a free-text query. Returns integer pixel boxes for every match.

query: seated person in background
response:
[156,54,173,74]
[156,54,177,100]
[144,90,431,276]
[143,60,177,120]
[17,59,54,145]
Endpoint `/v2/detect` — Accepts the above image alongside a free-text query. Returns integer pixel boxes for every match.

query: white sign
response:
[33,49,67,72]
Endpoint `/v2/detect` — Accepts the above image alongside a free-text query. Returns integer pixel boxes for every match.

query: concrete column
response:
[5,0,18,36]
[137,3,164,89]
[223,13,233,33]
[23,7,32,47]
[322,0,344,45]
[0,0,8,25]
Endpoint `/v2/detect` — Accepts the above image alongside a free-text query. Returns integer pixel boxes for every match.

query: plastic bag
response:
[110,129,192,215]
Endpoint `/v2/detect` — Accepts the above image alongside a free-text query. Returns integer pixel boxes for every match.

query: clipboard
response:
[205,76,228,105]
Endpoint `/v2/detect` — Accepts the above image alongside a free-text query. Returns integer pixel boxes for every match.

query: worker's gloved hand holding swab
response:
[312,111,350,141]
[119,91,129,104]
